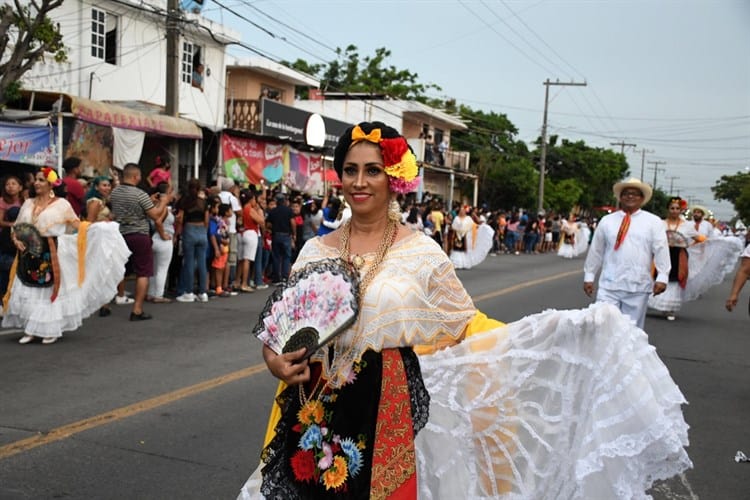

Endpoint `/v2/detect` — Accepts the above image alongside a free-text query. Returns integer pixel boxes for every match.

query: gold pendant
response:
[350,254,365,270]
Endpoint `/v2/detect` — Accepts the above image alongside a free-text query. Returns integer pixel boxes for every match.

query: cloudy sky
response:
[204,0,750,219]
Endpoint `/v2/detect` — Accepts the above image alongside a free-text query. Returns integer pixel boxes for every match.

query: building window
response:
[182,43,205,91]
[260,85,282,101]
[91,8,118,64]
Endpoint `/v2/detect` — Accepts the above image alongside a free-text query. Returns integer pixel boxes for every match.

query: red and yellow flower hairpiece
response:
[41,167,61,186]
[350,125,419,194]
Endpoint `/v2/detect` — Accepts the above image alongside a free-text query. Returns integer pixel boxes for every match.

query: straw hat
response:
[613,177,653,206]
[691,205,708,216]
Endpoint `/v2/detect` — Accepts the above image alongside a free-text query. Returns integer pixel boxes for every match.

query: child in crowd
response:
[210,203,232,297]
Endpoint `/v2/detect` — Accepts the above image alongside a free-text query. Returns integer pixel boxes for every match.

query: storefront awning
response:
[70,96,202,139]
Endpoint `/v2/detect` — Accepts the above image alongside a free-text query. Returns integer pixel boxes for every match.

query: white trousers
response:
[596,287,650,329]
[148,235,174,298]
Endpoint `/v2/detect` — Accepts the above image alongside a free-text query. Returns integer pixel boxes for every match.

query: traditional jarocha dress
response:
[239,231,691,499]
[558,219,590,259]
[449,215,494,269]
[684,225,745,302]
[2,198,130,339]
[648,218,697,314]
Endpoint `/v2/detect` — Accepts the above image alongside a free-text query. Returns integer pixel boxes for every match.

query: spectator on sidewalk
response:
[266,193,296,284]
[110,163,172,320]
[62,156,85,216]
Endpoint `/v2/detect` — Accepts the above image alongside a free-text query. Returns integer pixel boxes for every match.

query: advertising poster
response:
[65,120,113,177]
[221,134,285,185]
[0,123,57,166]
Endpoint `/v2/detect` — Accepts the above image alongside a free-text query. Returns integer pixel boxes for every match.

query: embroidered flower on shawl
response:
[340,437,363,475]
[321,455,349,490]
[290,449,317,483]
[290,361,366,490]
[298,400,325,425]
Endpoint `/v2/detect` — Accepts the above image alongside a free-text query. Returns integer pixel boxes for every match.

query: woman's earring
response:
[388,200,401,222]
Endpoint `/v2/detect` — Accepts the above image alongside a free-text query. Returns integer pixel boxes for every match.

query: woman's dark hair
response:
[179,178,205,212]
[332,121,402,179]
[327,196,342,219]
[406,207,420,224]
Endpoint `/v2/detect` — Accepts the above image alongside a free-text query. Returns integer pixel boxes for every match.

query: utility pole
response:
[634,148,654,181]
[610,140,636,155]
[647,160,666,210]
[166,0,181,185]
[538,79,587,214]
[667,175,679,194]
[647,160,666,191]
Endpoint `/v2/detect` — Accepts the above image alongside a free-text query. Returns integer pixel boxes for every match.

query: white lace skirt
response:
[451,224,495,269]
[415,303,691,499]
[2,222,131,338]
[684,237,744,301]
[238,304,691,499]
[648,282,684,312]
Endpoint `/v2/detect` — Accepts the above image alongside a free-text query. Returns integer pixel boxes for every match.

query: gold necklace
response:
[298,218,398,406]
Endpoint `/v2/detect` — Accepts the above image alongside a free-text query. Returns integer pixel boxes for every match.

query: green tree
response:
[544,178,585,214]
[712,171,750,221]
[284,45,440,100]
[542,139,629,210]
[0,0,66,108]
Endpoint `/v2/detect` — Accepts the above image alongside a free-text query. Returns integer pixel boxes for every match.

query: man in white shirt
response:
[583,178,670,329]
[691,205,714,239]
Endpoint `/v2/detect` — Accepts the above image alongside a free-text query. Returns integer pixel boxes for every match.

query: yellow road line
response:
[0,364,268,460]
[0,268,580,460]
[473,269,580,304]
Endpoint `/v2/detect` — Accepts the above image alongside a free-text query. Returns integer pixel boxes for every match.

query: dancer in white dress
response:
[238,123,691,499]
[558,214,589,258]
[684,205,744,301]
[647,197,700,320]
[449,205,494,269]
[3,168,130,344]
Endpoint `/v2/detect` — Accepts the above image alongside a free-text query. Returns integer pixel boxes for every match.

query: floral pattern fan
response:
[253,259,360,359]
[14,222,45,257]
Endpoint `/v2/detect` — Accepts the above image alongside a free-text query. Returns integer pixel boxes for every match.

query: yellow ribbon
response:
[351,125,382,144]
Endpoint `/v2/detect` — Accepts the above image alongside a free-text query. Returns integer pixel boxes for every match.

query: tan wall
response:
[402,121,422,139]
[226,70,296,105]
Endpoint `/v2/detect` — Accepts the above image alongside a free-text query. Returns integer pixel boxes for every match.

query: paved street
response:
[0,251,748,499]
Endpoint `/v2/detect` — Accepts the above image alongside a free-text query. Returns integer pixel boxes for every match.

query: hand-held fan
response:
[13,223,45,257]
[253,259,360,359]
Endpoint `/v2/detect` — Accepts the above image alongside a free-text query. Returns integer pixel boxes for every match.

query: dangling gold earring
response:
[388,199,401,222]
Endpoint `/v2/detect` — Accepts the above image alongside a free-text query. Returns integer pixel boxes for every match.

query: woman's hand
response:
[263,345,310,385]
[12,237,25,253]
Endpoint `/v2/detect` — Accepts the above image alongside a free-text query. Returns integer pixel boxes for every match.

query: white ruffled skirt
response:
[451,224,495,269]
[684,237,744,301]
[238,303,691,499]
[648,282,685,313]
[558,226,590,259]
[2,222,131,338]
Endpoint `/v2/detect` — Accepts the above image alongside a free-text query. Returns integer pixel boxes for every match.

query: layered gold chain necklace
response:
[298,218,398,406]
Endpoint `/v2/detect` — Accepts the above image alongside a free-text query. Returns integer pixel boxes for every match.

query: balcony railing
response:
[406,138,470,171]
[226,99,260,133]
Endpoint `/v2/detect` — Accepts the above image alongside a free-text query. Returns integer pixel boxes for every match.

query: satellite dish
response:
[304,113,326,148]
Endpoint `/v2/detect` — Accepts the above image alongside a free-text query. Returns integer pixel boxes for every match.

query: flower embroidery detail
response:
[290,366,365,490]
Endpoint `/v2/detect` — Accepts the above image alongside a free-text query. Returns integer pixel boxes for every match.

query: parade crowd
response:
[1,155,747,346]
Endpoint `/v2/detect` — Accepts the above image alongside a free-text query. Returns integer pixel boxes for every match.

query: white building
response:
[9,0,238,182]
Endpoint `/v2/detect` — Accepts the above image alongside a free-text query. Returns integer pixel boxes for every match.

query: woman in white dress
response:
[239,122,691,499]
[647,197,700,320]
[3,168,130,344]
[558,213,589,259]
[449,205,494,269]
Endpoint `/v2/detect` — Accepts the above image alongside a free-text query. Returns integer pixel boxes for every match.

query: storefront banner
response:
[221,134,285,185]
[286,149,327,193]
[222,133,336,194]
[261,99,351,149]
[0,123,57,166]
